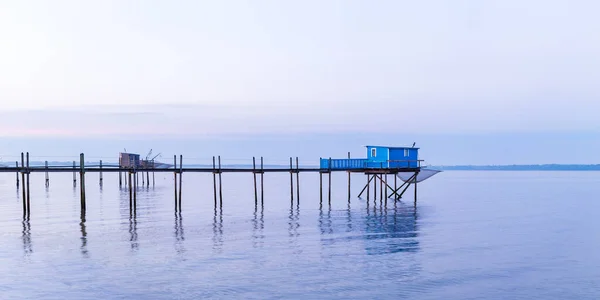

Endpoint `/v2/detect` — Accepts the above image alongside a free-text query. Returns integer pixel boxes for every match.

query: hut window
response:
[371,148,376,157]
[404,149,409,156]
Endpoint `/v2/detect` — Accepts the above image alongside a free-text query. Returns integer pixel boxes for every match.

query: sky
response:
[1,1,599,164]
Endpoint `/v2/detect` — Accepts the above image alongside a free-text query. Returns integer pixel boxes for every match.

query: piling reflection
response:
[22,216,32,256]
[80,210,89,257]
[129,212,138,251]
[212,208,223,253]
[174,212,185,254]
[319,201,419,255]
[288,204,301,254]
[252,204,265,248]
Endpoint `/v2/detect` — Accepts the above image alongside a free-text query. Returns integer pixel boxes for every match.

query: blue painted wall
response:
[389,148,419,168]
[366,146,389,168]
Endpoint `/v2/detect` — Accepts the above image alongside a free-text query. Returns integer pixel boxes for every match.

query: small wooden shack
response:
[119,153,140,168]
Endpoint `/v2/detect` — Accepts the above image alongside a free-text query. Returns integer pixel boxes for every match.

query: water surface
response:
[0,171,598,299]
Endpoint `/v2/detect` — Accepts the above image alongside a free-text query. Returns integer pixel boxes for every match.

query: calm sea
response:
[0,171,598,299]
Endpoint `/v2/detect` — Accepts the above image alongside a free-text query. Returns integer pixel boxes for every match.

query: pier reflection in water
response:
[318,201,419,255]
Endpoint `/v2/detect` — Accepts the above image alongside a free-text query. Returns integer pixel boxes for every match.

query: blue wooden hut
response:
[320,145,420,170]
[366,145,419,168]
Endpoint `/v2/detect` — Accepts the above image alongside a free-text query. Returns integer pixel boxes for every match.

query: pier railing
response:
[319,159,423,170]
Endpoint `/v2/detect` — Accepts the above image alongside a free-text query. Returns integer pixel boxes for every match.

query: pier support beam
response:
[26,153,31,215]
[99,160,103,186]
[178,155,183,211]
[79,153,86,211]
[295,157,300,204]
[328,157,332,205]
[16,161,19,188]
[212,156,217,208]
[347,152,351,202]
[218,156,223,208]
[21,154,26,214]
[174,155,178,211]
[289,157,294,204]
[45,161,49,187]
[260,157,264,204]
[253,157,258,206]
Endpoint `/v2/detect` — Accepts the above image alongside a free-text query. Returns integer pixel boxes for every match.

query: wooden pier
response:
[1,148,425,216]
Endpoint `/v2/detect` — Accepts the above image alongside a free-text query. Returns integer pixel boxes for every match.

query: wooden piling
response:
[289,157,294,203]
[347,152,351,201]
[26,152,30,214]
[178,155,183,210]
[174,155,178,211]
[212,156,217,208]
[15,161,19,188]
[380,174,383,201]
[21,154,26,213]
[99,160,103,186]
[119,167,122,187]
[133,169,137,211]
[218,156,223,207]
[366,175,370,200]
[373,173,377,201]
[319,171,323,203]
[394,173,397,198]
[73,161,76,187]
[128,171,133,211]
[45,161,49,187]
[79,153,86,211]
[260,157,264,204]
[295,157,300,203]
[384,174,388,200]
[414,172,418,206]
[253,157,258,205]
[328,157,332,205]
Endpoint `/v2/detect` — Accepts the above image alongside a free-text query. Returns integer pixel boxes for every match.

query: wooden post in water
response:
[366,175,371,200]
[15,161,19,188]
[414,172,418,206]
[218,156,223,207]
[99,160,103,186]
[146,170,150,187]
[253,157,258,206]
[380,174,383,201]
[79,153,86,211]
[128,171,133,211]
[373,173,377,201]
[178,155,183,210]
[212,156,217,208]
[384,174,388,200]
[319,157,323,203]
[174,155,178,211]
[289,157,294,203]
[119,167,122,187]
[260,157,264,204]
[394,173,397,198]
[45,161,49,187]
[26,152,31,214]
[152,159,155,187]
[133,168,137,211]
[21,154,26,213]
[328,157,332,205]
[347,152,351,201]
[295,157,300,203]
[73,161,77,187]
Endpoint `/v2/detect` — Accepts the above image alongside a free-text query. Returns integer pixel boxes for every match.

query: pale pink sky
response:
[1,0,599,137]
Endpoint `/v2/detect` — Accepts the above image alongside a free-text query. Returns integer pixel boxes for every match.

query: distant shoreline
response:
[432,165,600,171]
